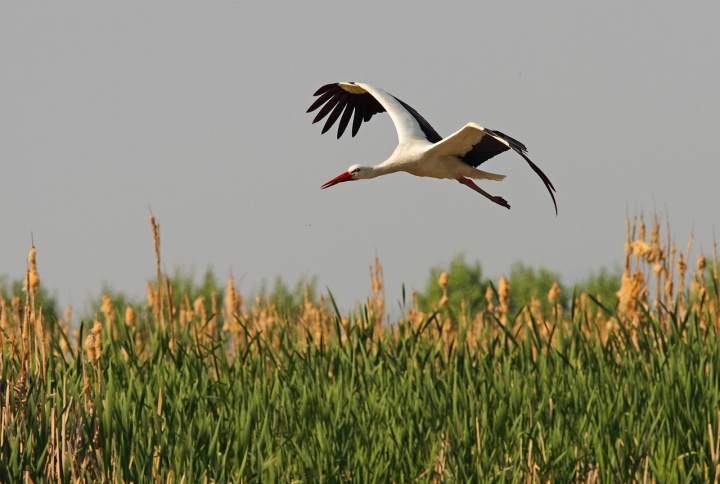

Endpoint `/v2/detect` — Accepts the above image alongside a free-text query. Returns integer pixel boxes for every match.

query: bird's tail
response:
[469,169,505,182]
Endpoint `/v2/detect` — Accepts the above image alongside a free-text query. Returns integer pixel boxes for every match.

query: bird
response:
[307,82,557,213]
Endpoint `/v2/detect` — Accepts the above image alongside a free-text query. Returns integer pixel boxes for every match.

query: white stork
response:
[307,82,557,213]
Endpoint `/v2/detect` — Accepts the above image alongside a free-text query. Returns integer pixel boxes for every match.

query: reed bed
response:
[1,215,720,482]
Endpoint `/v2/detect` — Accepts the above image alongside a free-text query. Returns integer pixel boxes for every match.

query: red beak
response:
[321,171,353,189]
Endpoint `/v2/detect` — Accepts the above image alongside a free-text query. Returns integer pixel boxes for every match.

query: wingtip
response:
[313,83,338,96]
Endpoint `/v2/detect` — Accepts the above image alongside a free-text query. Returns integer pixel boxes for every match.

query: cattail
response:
[438,272,449,307]
[698,254,707,273]
[28,244,40,298]
[677,253,687,302]
[146,282,155,307]
[498,277,510,314]
[631,240,651,258]
[617,270,645,319]
[371,257,383,296]
[92,319,102,361]
[653,262,663,277]
[438,272,449,291]
[85,334,96,362]
[677,254,687,276]
[180,294,190,321]
[485,286,494,312]
[150,214,160,267]
[101,295,114,322]
[149,214,163,324]
[125,305,137,327]
[647,222,661,263]
[194,296,205,320]
[548,281,561,303]
[225,275,236,321]
[0,298,7,331]
[65,306,72,328]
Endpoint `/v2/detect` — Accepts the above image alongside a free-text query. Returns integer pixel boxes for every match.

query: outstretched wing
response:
[307,82,442,143]
[428,123,557,214]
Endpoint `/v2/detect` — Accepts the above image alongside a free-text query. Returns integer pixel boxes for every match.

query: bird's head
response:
[321,164,373,189]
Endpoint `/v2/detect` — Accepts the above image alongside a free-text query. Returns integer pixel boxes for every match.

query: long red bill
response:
[321,171,353,189]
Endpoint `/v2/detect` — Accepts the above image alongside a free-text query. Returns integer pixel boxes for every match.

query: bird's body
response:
[308,82,556,213]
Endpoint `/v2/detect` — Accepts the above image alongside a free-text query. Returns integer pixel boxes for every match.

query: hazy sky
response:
[1,2,719,313]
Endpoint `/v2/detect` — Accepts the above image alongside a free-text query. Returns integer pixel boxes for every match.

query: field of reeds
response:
[1,214,720,483]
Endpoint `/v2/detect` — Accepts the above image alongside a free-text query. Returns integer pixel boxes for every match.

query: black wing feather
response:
[312,89,344,124]
[308,83,386,138]
[322,93,349,134]
[351,99,364,137]
[313,83,337,97]
[307,88,339,113]
[337,96,355,139]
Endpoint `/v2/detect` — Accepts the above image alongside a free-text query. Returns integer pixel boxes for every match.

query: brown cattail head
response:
[617,269,646,318]
[653,262,663,278]
[372,257,383,296]
[27,244,40,298]
[438,272,449,291]
[677,254,687,278]
[193,296,205,318]
[498,277,510,312]
[92,319,102,361]
[101,295,114,322]
[184,294,194,321]
[225,274,236,320]
[697,254,707,273]
[0,298,7,330]
[125,305,137,327]
[150,214,160,266]
[631,240,651,259]
[146,282,155,307]
[485,286,495,311]
[548,281,561,303]
[438,271,449,308]
[85,334,97,362]
[28,244,36,268]
[648,223,661,263]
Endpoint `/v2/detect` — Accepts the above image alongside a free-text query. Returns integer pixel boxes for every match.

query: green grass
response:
[2,300,720,483]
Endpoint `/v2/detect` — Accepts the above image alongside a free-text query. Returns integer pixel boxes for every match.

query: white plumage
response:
[308,82,556,213]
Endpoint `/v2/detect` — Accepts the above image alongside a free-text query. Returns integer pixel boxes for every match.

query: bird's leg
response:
[456,177,511,209]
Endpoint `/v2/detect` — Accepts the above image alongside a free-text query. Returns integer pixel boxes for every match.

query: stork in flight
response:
[307,82,557,213]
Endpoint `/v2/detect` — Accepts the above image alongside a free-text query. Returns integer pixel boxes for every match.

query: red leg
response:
[456,177,510,209]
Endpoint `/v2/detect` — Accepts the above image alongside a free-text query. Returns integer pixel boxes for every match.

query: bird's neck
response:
[369,161,402,178]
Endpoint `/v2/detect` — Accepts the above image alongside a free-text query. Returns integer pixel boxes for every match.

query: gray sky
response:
[1,2,719,313]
